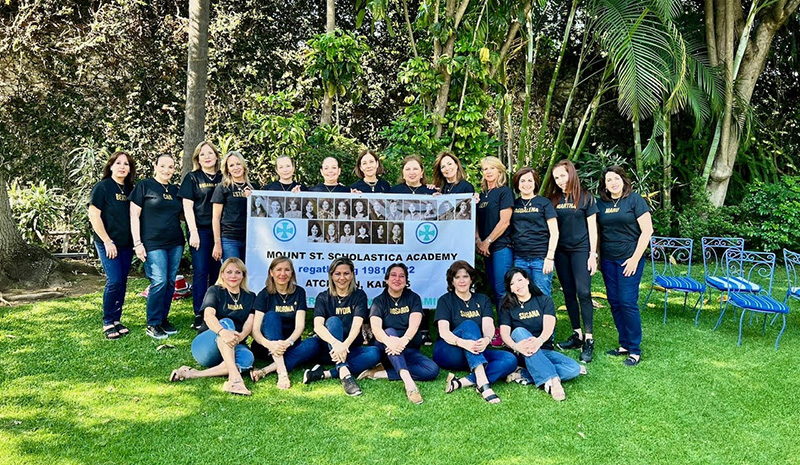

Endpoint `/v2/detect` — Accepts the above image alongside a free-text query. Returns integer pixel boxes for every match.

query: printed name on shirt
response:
[199,182,217,189]
[163,194,174,201]
[115,193,129,201]
[275,305,294,313]
[460,310,480,318]
[228,303,244,311]
[390,306,410,315]
[478,201,488,209]
[232,191,247,198]
[557,202,576,209]
[604,207,620,214]
[336,306,352,316]
[519,310,541,319]
[514,207,540,214]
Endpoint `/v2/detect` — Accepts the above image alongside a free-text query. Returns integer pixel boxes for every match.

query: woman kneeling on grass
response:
[358,263,440,404]
[169,258,256,396]
[499,268,581,401]
[303,257,381,396]
[249,256,318,389]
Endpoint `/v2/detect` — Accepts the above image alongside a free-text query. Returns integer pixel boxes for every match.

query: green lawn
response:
[1,270,799,465]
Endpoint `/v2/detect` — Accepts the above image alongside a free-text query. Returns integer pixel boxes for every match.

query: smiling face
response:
[377,225,385,236]
[321,200,330,211]
[327,223,336,237]
[221,262,244,290]
[226,155,245,181]
[111,155,130,182]
[306,201,315,213]
[311,224,320,236]
[198,145,218,171]
[403,160,423,186]
[481,162,499,185]
[439,155,459,182]
[358,225,367,235]
[509,272,531,299]
[288,199,299,211]
[518,172,536,197]
[451,268,472,294]
[320,157,341,184]
[332,264,354,292]
[276,157,295,182]
[391,224,401,237]
[338,201,348,214]
[605,171,624,197]
[270,200,281,213]
[360,152,378,179]
[354,201,365,214]
[343,223,352,235]
[154,155,175,184]
[552,166,569,192]
[386,266,407,294]
[270,260,293,288]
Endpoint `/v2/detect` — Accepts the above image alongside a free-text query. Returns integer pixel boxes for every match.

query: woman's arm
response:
[183,199,200,250]
[622,212,654,277]
[211,203,223,260]
[203,307,238,348]
[587,213,598,275]
[88,205,117,259]
[130,203,146,262]
[544,217,559,274]
[239,313,254,339]
[477,207,512,256]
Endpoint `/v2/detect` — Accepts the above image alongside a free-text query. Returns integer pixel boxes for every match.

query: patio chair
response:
[645,237,705,324]
[700,237,758,329]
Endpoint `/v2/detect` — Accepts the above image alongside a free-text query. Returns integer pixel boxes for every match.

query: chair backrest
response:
[702,237,744,280]
[783,248,800,294]
[650,236,694,278]
[724,248,776,296]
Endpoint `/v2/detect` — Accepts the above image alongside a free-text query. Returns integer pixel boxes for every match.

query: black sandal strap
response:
[476,383,499,402]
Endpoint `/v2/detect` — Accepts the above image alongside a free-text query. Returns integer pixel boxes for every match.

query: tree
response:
[321,0,337,125]
[182,0,211,178]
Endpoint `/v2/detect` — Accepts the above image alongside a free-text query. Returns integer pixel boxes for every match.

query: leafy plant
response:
[8,180,65,247]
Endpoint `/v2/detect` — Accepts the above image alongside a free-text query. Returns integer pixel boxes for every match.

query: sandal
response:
[223,379,252,396]
[103,325,120,340]
[475,383,501,404]
[623,355,640,366]
[406,388,423,405]
[250,368,267,383]
[276,374,291,390]
[114,322,130,336]
[445,372,463,394]
[605,348,629,357]
[169,366,195,382]
[505,367,529,385]
[544,378,565,401]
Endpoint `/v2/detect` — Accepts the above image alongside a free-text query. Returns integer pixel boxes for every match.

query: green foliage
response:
[305,29,369,102]
[8,180,64,247]
[675,178,738,250]
[735,177,800,253]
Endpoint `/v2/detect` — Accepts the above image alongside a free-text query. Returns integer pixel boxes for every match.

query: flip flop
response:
[250,368,266,383]
[406,388,423,404]
[223,379,252,396]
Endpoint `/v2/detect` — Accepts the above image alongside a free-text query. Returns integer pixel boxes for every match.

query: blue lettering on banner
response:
[273,220,296,242]
[416,222,438,244]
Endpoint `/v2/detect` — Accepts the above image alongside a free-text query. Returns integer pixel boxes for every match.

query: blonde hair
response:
[480,156,508,191]
[215,257,251,293]
[327,257,357,295]
[221,151,253,188]
[265,256,298,294]
[191,141,221,172]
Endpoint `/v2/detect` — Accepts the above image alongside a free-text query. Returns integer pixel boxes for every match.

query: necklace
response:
[335,292,346,305]
[276,291,289,304]
[522,196,534,209]
[113,179,126,195]
[612,196,622,208]
[202,170,218,183]
[156,179,169,193]
[408,184,420,194]
[390,294,402,307]
[227,289,240,306]
[233,181,246,192]
[457,293,471,308]
[325,184,338,193]
[279,181,293,191]
[364,179,378,191]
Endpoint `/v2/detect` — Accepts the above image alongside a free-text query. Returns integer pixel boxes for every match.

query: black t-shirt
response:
[253,286,308,338]
[498,295,556,350]
[314,289,369,345]
[211,182,260,242]
[389,184,436,195]
[511,196,557,258]
[310,183,350,193]
[434,292,494,329]
[178,170,222,229]
[369,288,424,348]
[263,180,307,192]
[351,178,391,193]
[553,192,599,252]
[596,192,650,260]
[477,186,514,252]
[442,179,475,194]
[198,285,256,333]
[129,178,185,251]
[89,178,133,248]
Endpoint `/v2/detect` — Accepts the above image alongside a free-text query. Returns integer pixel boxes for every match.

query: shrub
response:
[734,176,800,253]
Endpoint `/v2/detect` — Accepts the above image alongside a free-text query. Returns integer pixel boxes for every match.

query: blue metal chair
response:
[700,237,759,329]
[772,248,800,326]
[645,237,705,324]
[722,248,788,350]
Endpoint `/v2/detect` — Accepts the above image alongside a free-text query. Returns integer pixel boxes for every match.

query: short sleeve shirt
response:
[498,295,556,350]
[477,186,514,252]
[178,170,221,229]
[263,180,307,192]
[310,184,350,193]
[434,292,493,329]
[441,179,475,194]
[369,289,424,348]
[389,184,436,195]
[198,285,256,333]
[212,182,260,242]
[129,178,184,251]
[596,192,650,260]
[253,286,308,338]
[89,178,132,247]
[351,178,391,193]
[314,289,369,345]
[553,192,599,253]
[511,196,557,258]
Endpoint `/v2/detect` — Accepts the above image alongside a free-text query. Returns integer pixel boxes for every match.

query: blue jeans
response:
[511,327,581,386]
[221,237,245,263]
[513,256,553,296]
[485,246,513,306]
[316,317,381,378]
[191,318,254,371]
[601,257,646,355]
[432,320,516,384]
[250,310,318,371]
[554,250,594,333]
[94,241,134,326]
[371,327,439,381]
[143,245,183,327]
[189,228,220,315]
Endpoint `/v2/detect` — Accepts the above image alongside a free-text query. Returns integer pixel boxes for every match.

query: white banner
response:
[245,191,475,308]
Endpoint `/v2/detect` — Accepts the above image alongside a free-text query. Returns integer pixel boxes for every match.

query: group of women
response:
[89,142,653,402]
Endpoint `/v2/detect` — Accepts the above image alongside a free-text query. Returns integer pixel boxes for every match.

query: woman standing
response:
[544,160,598,363]
[433,261,517,404]
[130,154,185,340]
[499,268,581,401]
[212,151,258,262]
[179,141,222,330]
[433,151,474,194]
[88,151,137,339]
[250,257,319,389]
[596,166,653,366]
[168,258,256,396]
[310,157,350,193]
[390,155,436,195]
[351,149,391,193]
[359,263,439,404]
[510,167,559,296]
[263,155,305,192]
[303,258,381,396]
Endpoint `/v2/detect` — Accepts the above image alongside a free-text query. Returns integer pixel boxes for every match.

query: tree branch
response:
[491,1,532,79]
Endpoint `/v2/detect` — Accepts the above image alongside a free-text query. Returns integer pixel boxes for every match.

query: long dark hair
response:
[432,150,467,189]
[598,165,633,202]
[101,151,137,189]
[500,267,543,310]
[544,159,587,207]
[445,260,477,293]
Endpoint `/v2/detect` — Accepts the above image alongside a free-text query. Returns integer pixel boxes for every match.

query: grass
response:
[1,269,799,465]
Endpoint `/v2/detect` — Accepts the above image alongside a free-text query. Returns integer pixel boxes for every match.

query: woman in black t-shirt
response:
[351,149,391,193]
[88,151,137,339]
[169,258,256,396]
[432,150,474,194]
[250,257,318,389]
[130,154,185,340]
[389,155,436,195]
[263,155,306,192]
[303,257,381,397]
[544,159,598,363]
[596,166,653,366]
[179,141,222,330]
[310,157,350,193]
[432,261,517,404]
[499,268,581,401]
[212,151,258,262]
[359,263,440,404]
[476,156,514,308]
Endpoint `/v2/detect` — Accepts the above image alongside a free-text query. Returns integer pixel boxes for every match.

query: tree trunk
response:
[182,0,210,178]
[663,112,672,209]
[517,14,536,168]
[432,0,471,138]
[633,117,643,175]
[321,0,336,125]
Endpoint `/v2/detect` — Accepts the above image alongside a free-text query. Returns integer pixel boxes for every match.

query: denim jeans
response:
[221,237,245,263]
[94,241,134,326]
[316,316,381,378]
[143,245,183,327]
[485,246,513,307]
[601,257,646,355]
[250,310,318,371]
[511,327,581,386]
[189,228,220,315]
[371,327,439,381]
[513,256,553,296]
[554,250,594,333]
[432,320,516,384]
[191,318,254,371]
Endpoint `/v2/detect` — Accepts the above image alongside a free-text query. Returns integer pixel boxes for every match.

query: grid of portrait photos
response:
[250,195,472,245]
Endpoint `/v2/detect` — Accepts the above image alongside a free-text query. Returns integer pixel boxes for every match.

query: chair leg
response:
[775,315,787,350]
[714,294,729,331]
[694,292,705,326]
[682,293,688,313]
[770,313,779,326]
[762,314,767,335]
[737,308,747,347]
[663,290,669,324]
[645,285,654,306]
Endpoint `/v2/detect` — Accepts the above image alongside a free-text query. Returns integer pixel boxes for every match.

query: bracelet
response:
[134,241,142,247]
[590,252,598,258]
[545,257,554,261]
[104,240,114,246]
[216,328,224,336]
[287,338,295,346]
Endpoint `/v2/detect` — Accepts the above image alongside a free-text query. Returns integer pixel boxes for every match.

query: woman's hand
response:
[219,329,239,348]
[475,336,491,353]
[517,337,542,356]
[458,337,486,355]
[243,186,253,198]
[270,339,292,356]
[587,255,597,276]
[621,257,639,277]
[543,258,554,275]
[384,336,408,356]
[134,244,147,262]
[212,242,223,261]
[291,185,302,193]
[104,242,118,259]
[476,240,491,257]
[329,341,349,363]
[188,231,200,250]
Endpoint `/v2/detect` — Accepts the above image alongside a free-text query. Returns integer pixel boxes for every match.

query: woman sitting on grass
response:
[168,258,256,396]
[498,267,581,401]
